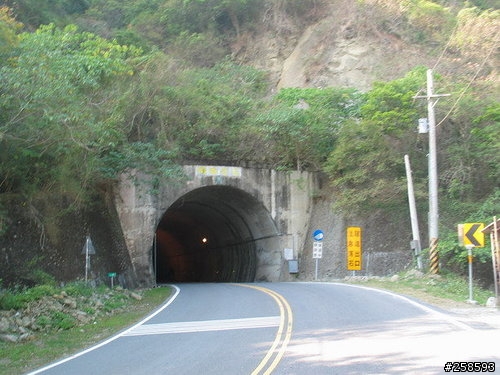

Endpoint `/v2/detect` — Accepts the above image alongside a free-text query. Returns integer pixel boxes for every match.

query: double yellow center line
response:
[237,284,294,375]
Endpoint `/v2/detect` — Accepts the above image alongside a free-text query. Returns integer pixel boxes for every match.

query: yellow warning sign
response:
[347,226,362,271]
[462,223,485,247]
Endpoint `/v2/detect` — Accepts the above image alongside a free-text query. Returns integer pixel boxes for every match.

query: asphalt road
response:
[27,283,500,375]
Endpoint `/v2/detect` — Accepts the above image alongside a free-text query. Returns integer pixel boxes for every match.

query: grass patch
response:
[0,286,172,375]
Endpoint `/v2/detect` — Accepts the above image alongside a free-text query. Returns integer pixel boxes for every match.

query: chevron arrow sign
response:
[462,223,485,247]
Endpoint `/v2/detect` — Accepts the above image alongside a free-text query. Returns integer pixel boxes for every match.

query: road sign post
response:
[312,230,323,281]
[108,272,117,288]
[313,242,323,280]
[458,223,485,304]
[466,245,476,304]
[81,236,96,284]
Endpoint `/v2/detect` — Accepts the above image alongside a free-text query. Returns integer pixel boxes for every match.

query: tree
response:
[0,6,22,60]
[3,0,90,28]
[159,60,268,162]
[439,93,500,202]
[324,67,428,214]
[181,0,260,38]
[255,87,362,170]
[0,24,142,201]
[451,6,500,61]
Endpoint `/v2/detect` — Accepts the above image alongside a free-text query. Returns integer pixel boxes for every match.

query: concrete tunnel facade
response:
[114,165,316,287]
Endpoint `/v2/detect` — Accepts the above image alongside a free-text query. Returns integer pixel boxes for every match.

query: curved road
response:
[28,283,500,375]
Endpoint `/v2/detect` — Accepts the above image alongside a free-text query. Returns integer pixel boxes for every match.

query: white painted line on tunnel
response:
[26,285,181,375]
[123,316,281,336]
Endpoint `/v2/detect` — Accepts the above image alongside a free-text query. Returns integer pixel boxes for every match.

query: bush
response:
[103,293,128,312]
[36,315,51,329]
[64,282,94,297]
[0,284,56,310]
[0,291,24,310]
[31,270,57,286]
[50,311,76,330]
[23,284,57,301]
[404,0,455,43]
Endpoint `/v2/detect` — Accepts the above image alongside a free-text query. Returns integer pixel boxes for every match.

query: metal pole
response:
[491,217,499,305]
[315,258,318,281]
[85,238,89,283]
[414,69,450,274]
[466,245,475,303]
[153,232,157,287]
[427,69,440,274]
[405,155,422,269]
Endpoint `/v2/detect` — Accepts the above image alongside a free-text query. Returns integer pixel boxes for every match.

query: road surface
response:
[27,282,500,375]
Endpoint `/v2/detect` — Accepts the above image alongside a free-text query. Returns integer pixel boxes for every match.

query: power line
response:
[436,30,499,128]
[431,24,459,72]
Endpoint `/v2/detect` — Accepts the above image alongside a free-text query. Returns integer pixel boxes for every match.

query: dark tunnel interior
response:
[154,185,278,283]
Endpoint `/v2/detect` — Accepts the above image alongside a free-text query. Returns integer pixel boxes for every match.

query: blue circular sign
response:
[313,229,324,241]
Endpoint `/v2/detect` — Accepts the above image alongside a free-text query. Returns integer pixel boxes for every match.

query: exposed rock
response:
[63,298,77,309]
[486,297,498,308]
[0,288,143,342]
[405,269,425,279]
[0,334,19,343]
[130,292,142,301]
[0,317,10,333]
[19,316,33,329]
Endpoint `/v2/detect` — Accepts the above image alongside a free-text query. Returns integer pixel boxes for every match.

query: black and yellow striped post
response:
[429,237,439,274]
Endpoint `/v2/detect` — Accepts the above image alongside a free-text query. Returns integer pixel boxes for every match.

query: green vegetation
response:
[0,285,172,375]
[345,270,495,307]
[0,1,498,280]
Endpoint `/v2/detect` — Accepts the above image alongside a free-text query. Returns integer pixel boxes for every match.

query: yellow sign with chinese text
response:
[347,226,362,271]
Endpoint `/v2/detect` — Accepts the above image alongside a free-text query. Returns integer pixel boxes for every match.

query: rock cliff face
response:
[233,0,497,92]
[0,192,134,288]
[233,0,428,92]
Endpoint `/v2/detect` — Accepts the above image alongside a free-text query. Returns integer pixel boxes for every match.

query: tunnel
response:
[154,185,280,283]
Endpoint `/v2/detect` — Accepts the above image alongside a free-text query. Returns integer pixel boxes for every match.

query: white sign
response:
[284,248,294,260]
[313,242,323,259]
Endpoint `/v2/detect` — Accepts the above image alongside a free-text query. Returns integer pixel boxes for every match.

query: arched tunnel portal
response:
[154,185,280,283]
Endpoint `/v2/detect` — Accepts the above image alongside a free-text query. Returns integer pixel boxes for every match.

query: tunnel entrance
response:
[154,185,280,283]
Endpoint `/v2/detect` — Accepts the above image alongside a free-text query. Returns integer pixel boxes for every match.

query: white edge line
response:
[315,281,474,331]
[25,285,181,375]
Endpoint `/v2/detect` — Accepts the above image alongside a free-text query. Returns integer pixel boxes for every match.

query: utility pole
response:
[415,69,450,274]
[405,155,422,270]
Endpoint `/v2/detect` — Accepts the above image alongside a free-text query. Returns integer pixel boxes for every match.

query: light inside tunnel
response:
[154,185,279,283]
